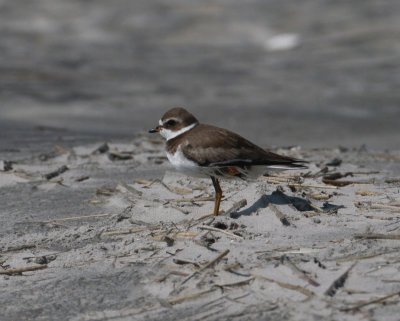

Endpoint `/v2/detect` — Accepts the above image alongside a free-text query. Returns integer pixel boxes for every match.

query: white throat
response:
[160,122,197,141]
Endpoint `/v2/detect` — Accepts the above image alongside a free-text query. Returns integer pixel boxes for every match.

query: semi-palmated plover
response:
[149,107,307,216]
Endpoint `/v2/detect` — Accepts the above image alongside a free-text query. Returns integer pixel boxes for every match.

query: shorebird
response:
[149,107,307,216]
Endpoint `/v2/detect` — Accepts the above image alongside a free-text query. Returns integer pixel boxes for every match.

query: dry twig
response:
[0,265,48,275]
[253,273,315,298]
[269,204,291,226]
[104,227,159,237]
[180,249,230,286]
[38,213,111,224]
[354,233,400,240]
[324,262,357,296]
[341,291,400,311]
[168,288,218,305]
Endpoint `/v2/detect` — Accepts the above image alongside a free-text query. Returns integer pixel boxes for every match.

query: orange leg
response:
[210,176,223,216]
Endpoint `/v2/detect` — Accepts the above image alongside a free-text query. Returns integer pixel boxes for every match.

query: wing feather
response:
[178,124,307,168]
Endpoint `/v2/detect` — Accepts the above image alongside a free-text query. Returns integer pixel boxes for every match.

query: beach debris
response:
[322,171,374,186]
[102,227,152,237]
[226,199,247,217]
[333,249,399,263]
[108,150,133,160]
[269,204,291,226]
[341,291,400,312]
[24,213,112,226]
[313,258,326,269]
[162,235,175,246]
[96,186,117,196]
[173,258,201,268]
[326,158,342,167]
[92,142,109,154]
[180,249,230,286]
[356,189,382,196]
[23,254,57,265]
[385,178,400,184]
[147,156,167,164]
[44,165,69,180]
[307,191,332,200]
[167,288,219,305]
[75,175,90,182]
[324,262,357,297]
[321,202,344,214]
[356,202,400,212]
[195,234,217,250]
[0,264,48,275]
[213,222,228,230]
[155,270,189,283]
[0,160,13,171]
[117,183,143,196]
[323,172,352,180]
[272,189,315,212]
[253,273,315,298]
[354,233,400,240]
[3,244,36,253]
[215,277,255,290]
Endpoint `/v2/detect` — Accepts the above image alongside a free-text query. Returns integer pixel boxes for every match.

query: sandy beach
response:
[1,135,400,321]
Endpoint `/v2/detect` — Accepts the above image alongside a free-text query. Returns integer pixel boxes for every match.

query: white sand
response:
[1,136,400,321]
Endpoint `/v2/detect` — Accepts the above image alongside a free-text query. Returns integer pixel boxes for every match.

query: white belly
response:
[166,148,271,179]
[166,148,206,177]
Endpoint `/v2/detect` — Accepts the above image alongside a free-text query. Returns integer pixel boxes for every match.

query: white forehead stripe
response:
[160,123,197,141]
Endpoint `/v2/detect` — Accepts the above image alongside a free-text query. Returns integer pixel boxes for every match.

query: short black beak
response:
[149,125,162,133]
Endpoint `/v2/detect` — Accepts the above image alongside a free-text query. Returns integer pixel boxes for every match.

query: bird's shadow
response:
[231,190,344,218]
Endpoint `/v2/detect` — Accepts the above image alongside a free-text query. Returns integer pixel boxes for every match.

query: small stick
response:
[253,273,315,298]
[264,178,338,189]
[44,165,69,180]
[308,203,325,213]
[289,183,338,190]
[31,213,112,224]
[75,175,90,182]
[180,249,230,286]
[370,203,400,212]
[168,288,217,305]
[102,227,157,237]
[224,199,247,216]
[382,279,400,283]
[269,204,290,226]
[0,265,48,275]
[216,277,255,288]
[172,196,215,203]
[324,262,357,296]
[155,270,190,282]
[333,249,399,263]
[3,244,36,253]
[341,291,400,312]
[197,226,243,239]
[173,258,201,268]
[354,233,400,240]
[199,249,230,271]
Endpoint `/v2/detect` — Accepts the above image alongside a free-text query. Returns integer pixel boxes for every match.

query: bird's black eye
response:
[165,119,177,127]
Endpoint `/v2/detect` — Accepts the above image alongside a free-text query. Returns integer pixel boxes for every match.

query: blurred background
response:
[0,0,399,153]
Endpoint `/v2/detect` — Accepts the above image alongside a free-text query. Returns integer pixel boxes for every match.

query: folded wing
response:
[180,124,307,169]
